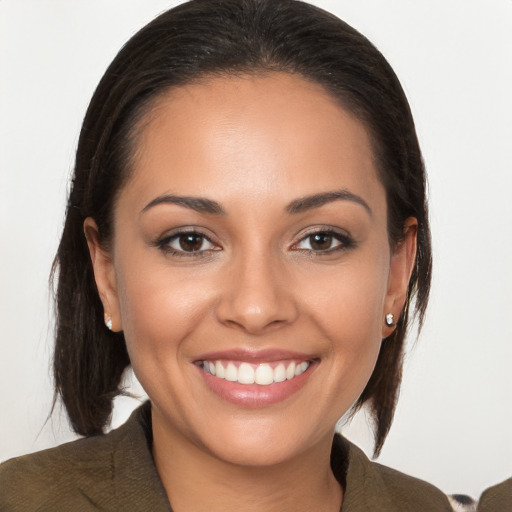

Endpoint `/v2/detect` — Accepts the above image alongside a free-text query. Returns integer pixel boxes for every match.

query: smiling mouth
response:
[198,359,311,386]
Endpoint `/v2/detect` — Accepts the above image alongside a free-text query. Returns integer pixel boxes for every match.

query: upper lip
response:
[194,348,316,363]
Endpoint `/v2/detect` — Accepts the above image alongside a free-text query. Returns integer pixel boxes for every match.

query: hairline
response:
[111,68,392,241]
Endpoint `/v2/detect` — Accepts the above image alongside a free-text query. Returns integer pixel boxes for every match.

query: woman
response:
[0,0,455,510]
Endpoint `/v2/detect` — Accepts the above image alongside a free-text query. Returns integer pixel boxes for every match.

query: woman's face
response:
[87,73,415,466]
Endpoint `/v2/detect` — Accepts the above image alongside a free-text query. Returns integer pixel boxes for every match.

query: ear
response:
[83,218,122,332]
[382,217,418,338]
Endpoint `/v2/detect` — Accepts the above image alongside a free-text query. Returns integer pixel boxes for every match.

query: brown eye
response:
[178,233,205,252]
[294,229,353,253]
[309,233,333,251]
[159,231,218,255]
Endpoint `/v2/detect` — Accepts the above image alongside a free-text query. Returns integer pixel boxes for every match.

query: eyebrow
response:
[141,194,226,215]
[286,189,372,216]
[141,188,371,217]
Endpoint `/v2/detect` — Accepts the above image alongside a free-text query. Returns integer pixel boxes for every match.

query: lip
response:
[194,349,318,408]
[195,348,315,363]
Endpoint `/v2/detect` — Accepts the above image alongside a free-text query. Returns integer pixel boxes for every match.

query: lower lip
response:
[197,362,316,408]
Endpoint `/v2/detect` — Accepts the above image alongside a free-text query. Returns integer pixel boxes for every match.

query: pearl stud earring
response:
[105,314,113,331]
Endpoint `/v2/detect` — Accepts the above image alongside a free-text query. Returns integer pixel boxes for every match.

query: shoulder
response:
[371,461,453,511]
[339,436,453,512]
[0,402,170,512]
[0,430,117,511]
[477,478,512,512]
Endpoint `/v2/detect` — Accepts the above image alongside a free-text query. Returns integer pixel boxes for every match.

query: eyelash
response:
[155,227,354,258]
[155,229,219,258]
[291,228,355,254]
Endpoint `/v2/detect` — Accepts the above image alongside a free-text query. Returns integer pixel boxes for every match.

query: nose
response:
[215,249,299,335]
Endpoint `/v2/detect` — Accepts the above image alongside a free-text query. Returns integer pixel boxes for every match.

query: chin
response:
[204,428,312,467]
[191,409,335,469]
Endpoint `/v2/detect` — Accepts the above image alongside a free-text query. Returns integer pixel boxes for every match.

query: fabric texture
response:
[477,478,512,512]
[1,402,453,511]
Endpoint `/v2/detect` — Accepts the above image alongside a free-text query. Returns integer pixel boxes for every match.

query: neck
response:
[151,412,343,512]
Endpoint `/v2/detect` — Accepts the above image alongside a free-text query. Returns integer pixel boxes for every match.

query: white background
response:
[1,0,511,500]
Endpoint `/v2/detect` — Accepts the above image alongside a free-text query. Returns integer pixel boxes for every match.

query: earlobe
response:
[382,218,418,338]
[83,218,122,332]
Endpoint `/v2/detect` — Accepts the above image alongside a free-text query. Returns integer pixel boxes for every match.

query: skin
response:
[85,73,417,512]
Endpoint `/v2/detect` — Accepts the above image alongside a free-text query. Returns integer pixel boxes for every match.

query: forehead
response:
[122,72,384,214]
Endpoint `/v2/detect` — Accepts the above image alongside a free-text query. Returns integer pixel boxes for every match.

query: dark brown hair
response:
[53,0,431,457]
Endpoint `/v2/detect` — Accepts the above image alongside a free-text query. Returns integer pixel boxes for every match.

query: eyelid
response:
[152,225,354,258]
[154,226,222,257]
[290,226,354,252]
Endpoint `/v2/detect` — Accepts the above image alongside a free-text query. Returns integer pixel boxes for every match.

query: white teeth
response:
[295,361,309,376]
[225,362,238,382]
[238,362,255,384]
[201,360,311,386]
[254,364,274,385]
[215,360,225,378]
[273,363,286,383]
[286,362,296,380]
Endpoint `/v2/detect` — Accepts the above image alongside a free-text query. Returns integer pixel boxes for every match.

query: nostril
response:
[220,315,288,334]
[216,299,298,334]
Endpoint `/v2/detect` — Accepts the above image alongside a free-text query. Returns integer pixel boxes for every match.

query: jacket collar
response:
[111,402,171,511]
[109,402,447,512]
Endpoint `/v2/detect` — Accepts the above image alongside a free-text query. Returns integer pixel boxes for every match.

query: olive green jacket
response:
[0,403,452,511]
[477,478,512,512]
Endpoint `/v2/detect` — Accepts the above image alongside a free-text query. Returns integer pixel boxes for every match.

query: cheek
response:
[114,255,215,365]
[300,251,389,398]
[303,252,389,339]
